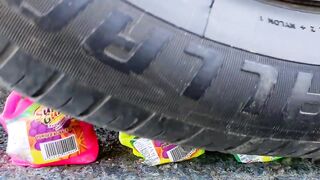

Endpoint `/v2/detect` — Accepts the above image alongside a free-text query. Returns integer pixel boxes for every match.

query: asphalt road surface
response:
[0,86,320,179]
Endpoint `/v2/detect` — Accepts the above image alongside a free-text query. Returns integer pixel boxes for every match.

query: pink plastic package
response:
[0,91,99,167]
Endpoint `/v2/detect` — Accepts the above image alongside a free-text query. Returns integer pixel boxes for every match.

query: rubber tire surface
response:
[0,0,320,158]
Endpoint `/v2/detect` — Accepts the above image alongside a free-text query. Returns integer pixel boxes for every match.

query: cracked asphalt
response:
[0,86,320,179]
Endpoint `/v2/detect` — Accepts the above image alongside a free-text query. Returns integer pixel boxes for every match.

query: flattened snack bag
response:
[0,91,99,167]
[234,154,282,163]
[119,132,204,166]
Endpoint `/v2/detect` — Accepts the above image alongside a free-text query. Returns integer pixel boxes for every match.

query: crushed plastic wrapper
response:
[234,154,282,163]
[0,91,99,167]
[119,132,205,166]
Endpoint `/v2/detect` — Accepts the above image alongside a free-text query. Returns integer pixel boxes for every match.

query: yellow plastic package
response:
[119,132,205,166]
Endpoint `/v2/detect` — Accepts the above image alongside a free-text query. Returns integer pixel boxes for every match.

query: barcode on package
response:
[133,138,160,166]
[40,135,78,161]
[167,146,196,162]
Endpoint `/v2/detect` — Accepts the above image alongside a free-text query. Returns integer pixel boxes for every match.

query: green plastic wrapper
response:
[234,154,282,163]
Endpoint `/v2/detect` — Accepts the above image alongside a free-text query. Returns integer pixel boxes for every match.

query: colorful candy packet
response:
[0,91,99,167]
[119,132,205,166]
[234,154,282,163]
[119,133,280,165]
